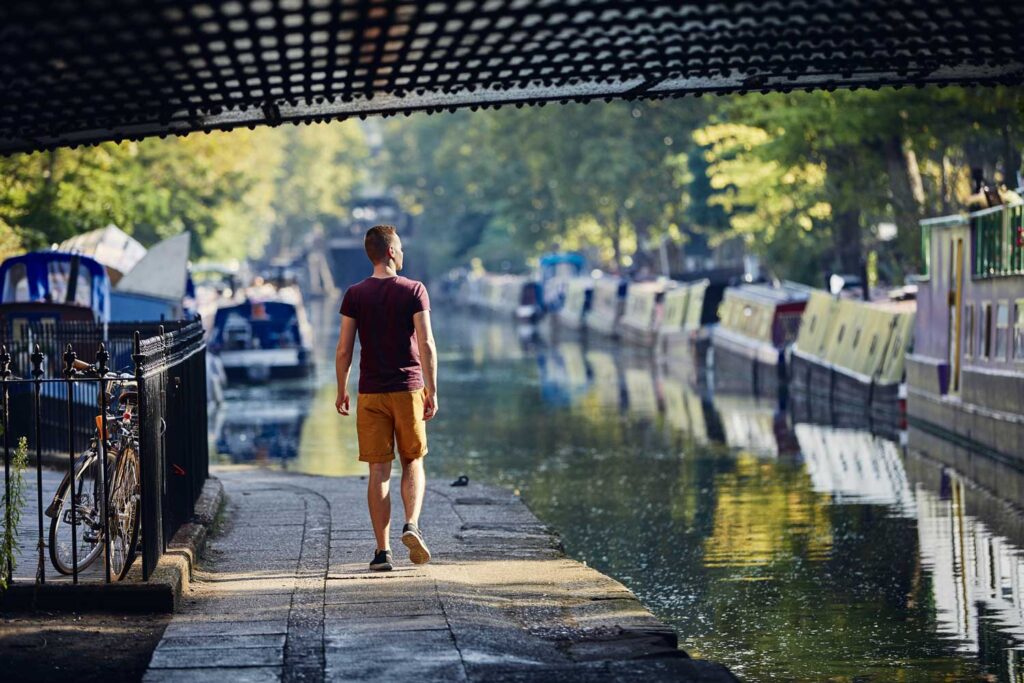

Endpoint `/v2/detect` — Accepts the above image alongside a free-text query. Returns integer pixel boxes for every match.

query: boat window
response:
[995,301,1010,360]
[47,260,71,303]
[868,334,879,356]
[836,324,846,345]
[851,328,861,349]
[981,302,992,360]
[964,304,974,358]
[73,269,92,308]
[883,334,903,375]
[808,315,816,333]
[2,262,28,302]
[1014,300,1024,362]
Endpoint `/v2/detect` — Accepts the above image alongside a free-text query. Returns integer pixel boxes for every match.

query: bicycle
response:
[46,360,141,580]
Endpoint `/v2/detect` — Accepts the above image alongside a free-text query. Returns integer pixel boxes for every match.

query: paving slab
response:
[146,467,736,682]
[144,666,282,683]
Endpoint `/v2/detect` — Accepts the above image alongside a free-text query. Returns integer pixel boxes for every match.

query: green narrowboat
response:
[790,290,914,435]
[657,279,713,380]
[586,277,628,339]
[554,276,594,331]
[619,281,670,347]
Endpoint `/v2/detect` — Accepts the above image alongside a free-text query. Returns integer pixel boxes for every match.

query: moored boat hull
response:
[220,348,313,383]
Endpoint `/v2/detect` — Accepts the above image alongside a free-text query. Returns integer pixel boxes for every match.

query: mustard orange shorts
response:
[356,389,428,463]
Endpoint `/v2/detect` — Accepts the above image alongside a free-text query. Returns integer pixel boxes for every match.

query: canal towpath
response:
[143,466,735,682]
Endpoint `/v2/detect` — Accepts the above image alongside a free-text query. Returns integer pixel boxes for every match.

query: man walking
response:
[335,224,438,571]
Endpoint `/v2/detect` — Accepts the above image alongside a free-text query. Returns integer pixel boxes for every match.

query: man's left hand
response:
[336,390,351,416]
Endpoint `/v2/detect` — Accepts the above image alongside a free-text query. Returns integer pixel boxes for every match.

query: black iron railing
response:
[0,319,208,586]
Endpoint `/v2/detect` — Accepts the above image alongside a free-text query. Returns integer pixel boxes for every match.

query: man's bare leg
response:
[399,456,432,564]
[400,456,425,526]
[367,461,392,551]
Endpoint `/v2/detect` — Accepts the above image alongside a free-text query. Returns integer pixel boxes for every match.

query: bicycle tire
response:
[108,443,141,580]
[47,452,111,576]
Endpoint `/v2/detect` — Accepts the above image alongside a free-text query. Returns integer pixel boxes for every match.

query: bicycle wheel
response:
[48,451,112,576]
[108,443,141,580]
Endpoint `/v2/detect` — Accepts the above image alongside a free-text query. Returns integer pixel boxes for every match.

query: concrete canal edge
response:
[0,477,224,613]
[143,469,738,682]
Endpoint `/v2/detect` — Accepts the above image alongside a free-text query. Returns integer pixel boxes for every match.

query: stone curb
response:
[0,476,224,613]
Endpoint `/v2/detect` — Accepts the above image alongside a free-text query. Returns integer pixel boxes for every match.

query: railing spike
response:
[30,344,44,379]
[63,343,77,378]
[96,342,109,375]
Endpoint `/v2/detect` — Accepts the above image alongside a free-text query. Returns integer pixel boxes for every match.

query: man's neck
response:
[372,263,398,279]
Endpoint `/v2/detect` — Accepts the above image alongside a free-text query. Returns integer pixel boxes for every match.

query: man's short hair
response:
[364,224,398,264]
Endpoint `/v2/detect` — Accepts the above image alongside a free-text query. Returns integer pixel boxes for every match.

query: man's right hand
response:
[423,390,438,421]
[336,389,351,416]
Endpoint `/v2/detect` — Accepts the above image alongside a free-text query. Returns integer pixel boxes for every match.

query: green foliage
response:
[381,86,1024,285]
[380,100,706,272]
[0,437,29,591]
[0,123,369,262]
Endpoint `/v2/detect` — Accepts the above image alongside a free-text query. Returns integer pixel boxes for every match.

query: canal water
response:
[211,305,1024,682]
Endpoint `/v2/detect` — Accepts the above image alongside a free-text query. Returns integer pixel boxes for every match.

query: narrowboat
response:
[586,277,628,339]
[554,276,594,331]
[789,290,914,434]
[619,281,670,347]
[709,282,809,398]
[468,274,543,323]
[657,279,711,379]
[0,251,111,324]
[210,297,314,382]
[906,201,1024,472]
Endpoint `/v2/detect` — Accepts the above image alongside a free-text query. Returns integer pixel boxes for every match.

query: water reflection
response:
[212,382,314,465]
[213,310,1024,681]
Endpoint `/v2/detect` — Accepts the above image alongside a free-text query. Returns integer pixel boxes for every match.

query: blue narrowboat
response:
[210,298,314,382]
[0,251,111,323]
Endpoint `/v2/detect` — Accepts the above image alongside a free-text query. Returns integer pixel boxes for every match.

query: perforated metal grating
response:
[2,0,1023,153]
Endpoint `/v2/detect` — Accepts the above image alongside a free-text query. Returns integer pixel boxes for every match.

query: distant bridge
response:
[1,0,1022,153]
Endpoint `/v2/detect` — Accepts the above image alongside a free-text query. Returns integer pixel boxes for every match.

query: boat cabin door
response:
[948,236,965,395]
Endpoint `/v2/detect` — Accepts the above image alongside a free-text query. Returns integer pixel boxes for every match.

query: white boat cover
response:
[58,224,146,278]
[115,232,191,301]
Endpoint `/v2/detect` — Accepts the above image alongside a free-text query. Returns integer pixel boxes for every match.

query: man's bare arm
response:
[335,315,357,415]
[413,310,438,420]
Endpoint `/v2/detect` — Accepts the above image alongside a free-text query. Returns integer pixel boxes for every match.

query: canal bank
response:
[144,467,736,682]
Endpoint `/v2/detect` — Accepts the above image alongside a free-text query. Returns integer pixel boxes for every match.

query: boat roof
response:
[539,252,586,269]
[725,281,811,305]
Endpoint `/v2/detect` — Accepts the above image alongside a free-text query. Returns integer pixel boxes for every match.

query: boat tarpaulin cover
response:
[58,225,147,278]
[115,232,191,302]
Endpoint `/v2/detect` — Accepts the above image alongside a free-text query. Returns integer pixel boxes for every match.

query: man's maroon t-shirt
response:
[340,276,431,394]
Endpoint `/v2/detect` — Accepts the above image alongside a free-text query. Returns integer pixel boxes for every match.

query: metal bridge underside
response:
[2,0,1023,153]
